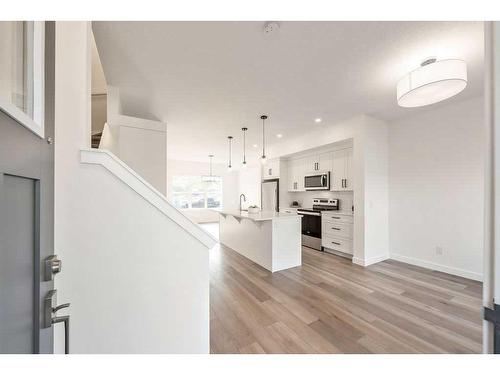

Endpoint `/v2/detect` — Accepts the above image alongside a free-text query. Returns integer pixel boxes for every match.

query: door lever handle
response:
[52,315,70,354]
[44,290,70,354]
[53,303,70,313]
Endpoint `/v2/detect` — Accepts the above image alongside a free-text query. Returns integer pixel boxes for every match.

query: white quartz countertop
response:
[321,210,354,216]
[214,209,301,222]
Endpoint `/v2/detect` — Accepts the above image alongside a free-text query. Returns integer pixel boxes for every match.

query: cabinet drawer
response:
[322,235,353,254]
[322,212,354,224]
[322,221,352,239]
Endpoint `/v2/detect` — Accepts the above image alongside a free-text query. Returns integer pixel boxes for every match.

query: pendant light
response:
[397,58,467,108]
[241,127,248,169]
[227,136,233,172]
[260,115,267,165]
[201,154,218,183]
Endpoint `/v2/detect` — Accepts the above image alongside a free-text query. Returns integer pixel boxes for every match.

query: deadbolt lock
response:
[44,255,62,281]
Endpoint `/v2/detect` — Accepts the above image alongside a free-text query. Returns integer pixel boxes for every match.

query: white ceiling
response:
[92,21,484,164]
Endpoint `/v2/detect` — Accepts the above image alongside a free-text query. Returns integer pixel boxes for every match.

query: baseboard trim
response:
[352,253,390,267]
[390,253,483,281]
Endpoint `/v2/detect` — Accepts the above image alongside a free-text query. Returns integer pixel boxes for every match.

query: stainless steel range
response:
[297,198,339,251]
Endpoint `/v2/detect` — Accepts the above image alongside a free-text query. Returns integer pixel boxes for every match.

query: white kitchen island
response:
[215,210,302,272]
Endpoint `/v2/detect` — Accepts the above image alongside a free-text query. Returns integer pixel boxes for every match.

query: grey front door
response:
[0,22,55,354]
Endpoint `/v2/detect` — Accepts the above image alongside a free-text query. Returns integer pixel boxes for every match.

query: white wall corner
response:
[360,116,390,264]
[352,253,390,267]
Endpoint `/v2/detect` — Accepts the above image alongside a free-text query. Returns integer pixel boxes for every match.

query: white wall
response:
[388,96,484,280]
[117,125,167,194]
[99,86,168,195]
[54,21,210,353]
[91,94,106,134]
[166,159,239,223]
[362,118,390,265]
[238,165,262,209]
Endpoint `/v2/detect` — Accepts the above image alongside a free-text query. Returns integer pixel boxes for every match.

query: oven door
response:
[304,173,330,190]
[298,212,322,238]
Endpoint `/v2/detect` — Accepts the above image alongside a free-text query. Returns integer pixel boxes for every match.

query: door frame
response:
[483,20,500,354]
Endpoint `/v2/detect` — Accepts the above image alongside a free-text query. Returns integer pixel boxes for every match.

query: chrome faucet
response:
[239,194,247,211]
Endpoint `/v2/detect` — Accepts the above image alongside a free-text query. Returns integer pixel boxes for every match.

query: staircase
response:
[91,132,103,148]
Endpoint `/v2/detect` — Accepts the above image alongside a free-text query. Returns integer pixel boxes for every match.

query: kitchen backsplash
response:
[283,190,354,212]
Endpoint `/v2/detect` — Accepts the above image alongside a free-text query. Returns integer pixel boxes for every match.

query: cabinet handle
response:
[344,179,348,188]
[331,227,341,230]
[331,241,341,246]
[331,217,341,220]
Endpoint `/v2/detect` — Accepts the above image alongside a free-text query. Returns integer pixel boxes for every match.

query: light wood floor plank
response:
[208,238,483,354]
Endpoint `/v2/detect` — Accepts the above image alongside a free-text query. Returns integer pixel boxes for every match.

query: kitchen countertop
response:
[321,210,354,216]
[214,209,301,222]
[281,207,354,216]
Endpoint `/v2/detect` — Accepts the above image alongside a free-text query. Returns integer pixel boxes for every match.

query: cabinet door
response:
[296,158,306,191]
[344,148,353,190]
[287,161,295,191]
[273,159,280,178]
[262,158,279,179]
[331,150,346,191]
[319,152,333,173]
[304,155,319,173]
[269,158,280,178]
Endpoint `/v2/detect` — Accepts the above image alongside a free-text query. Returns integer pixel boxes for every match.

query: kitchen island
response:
[214,210,302,272]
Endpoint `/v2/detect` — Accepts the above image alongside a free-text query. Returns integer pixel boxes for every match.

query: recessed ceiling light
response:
[276,134,283,138]
[315,118,322,123]
[253,144,258,148]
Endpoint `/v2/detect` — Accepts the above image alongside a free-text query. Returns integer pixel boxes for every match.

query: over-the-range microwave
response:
[304,172,330,190]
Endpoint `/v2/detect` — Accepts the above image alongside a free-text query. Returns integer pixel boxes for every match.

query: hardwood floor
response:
[207,229,483,354]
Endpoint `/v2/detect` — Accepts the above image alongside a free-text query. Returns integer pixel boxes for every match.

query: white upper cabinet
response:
[296,158,306,191]
[344,148,353,190]
[262,158,280,180]
[331,148,353,191]
[287,157,305,192]
[287,162,295,191]
[286,147,353,192]
[304,155,319,174]
[319,152,333,173]
[304,152,332,174]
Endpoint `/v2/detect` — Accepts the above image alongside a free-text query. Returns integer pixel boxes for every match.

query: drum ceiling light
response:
[397,58,467,108]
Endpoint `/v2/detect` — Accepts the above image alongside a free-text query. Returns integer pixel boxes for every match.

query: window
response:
[171,175,222,210]
[0,21,45,137]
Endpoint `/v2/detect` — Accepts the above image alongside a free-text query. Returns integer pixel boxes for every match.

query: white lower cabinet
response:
[321,212,353,256]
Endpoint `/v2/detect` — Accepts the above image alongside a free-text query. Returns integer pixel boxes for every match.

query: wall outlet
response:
[435,246,443,256]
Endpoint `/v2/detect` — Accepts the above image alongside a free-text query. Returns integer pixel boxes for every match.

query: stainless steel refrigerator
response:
[261,179,279,212]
